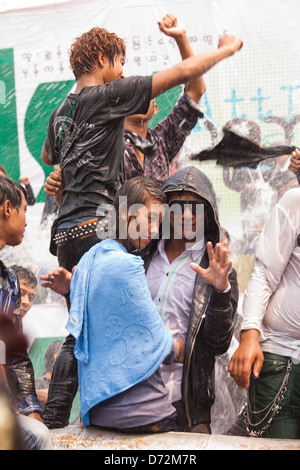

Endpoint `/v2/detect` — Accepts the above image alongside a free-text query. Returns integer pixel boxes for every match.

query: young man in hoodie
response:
[145,166,239,433]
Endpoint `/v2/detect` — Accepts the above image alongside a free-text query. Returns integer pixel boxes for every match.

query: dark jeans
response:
[247,352,300,439]
[97,411,178,434]
[43,232,101,429]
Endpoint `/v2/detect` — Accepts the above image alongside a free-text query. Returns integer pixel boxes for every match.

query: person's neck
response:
[0,238,6,252]
[164,237,189,264]
[124,117,149,139]
[74,71,105,94]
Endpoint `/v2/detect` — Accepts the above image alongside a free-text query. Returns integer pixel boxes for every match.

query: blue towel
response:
[66,238,173,426]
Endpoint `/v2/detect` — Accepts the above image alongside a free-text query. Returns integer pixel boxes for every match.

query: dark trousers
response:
[43,233,101,429]
[247,352,300,439]
[97,411,178,434]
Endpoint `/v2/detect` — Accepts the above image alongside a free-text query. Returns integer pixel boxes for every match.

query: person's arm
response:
[8,353,43,422]
[190,242,237,354]
[19,177,36,206]
[41,145,52,166]
[229,195,296,389]
[151,35,242,100]
[158,13,206,103]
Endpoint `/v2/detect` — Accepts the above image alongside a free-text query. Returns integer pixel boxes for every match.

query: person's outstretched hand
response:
[190,241,231,292]
[40,266,73,296]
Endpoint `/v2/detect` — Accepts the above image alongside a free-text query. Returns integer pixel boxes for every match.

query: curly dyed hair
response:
[70,27,126,80]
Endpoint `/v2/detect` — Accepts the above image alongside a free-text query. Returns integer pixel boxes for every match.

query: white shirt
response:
[242,188,300,361]
[146,239,206,402]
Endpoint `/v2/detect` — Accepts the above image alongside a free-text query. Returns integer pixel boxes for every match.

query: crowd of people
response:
[1,13,300,450]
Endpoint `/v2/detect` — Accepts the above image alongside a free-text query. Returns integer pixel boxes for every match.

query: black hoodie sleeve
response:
[202,267,239,355]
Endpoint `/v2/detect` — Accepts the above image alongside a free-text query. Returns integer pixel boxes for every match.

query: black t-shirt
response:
[44,75,153,230]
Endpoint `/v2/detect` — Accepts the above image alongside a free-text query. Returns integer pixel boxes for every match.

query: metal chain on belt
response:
[243,360,293,437]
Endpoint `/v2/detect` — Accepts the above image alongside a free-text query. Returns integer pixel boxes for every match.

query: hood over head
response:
[163,166,220,246]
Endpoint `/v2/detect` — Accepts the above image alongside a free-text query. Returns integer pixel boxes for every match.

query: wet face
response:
[127,198,165,251]
[168,191,206,243]
[19,279,36,319]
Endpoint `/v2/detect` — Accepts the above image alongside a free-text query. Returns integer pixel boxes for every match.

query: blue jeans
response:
[18,415,53,450]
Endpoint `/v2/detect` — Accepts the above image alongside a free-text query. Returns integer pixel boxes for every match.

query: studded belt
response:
[53,218,99,245]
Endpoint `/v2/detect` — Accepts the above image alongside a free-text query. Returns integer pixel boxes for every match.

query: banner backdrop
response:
[1,0,300,230]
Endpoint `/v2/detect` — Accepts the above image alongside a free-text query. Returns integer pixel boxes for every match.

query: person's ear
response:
[2,200,12,219]
[153,102,158,115]
[98,52,106,69]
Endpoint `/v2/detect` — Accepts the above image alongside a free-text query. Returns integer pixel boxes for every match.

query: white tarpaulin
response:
[1,0,300,229]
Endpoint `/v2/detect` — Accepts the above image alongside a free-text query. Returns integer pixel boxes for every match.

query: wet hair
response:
[0,175,27,210]
[113,177,166,241]
[70,27,126,80]
[0,165,7,176]
[11,265,37,288]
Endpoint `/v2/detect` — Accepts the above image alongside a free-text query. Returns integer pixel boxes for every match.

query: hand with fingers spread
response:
[228,329,264,390]
[190,241,232,292]
[40,266,73,296]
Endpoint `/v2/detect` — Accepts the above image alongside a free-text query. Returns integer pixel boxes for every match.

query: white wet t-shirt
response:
[242,187,300,361]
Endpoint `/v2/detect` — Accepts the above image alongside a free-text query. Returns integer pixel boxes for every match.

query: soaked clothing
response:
[90,345,178,430]
[0,260,20,318]
[67,239,176,428]
[124,93,203,188]
[241,188,300,439]
[146,239,206,403]
[44,76,152,242]
[144,166,239,430]
[247,352,300,439]
[242,187,300,362]
[0,260,42,417]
